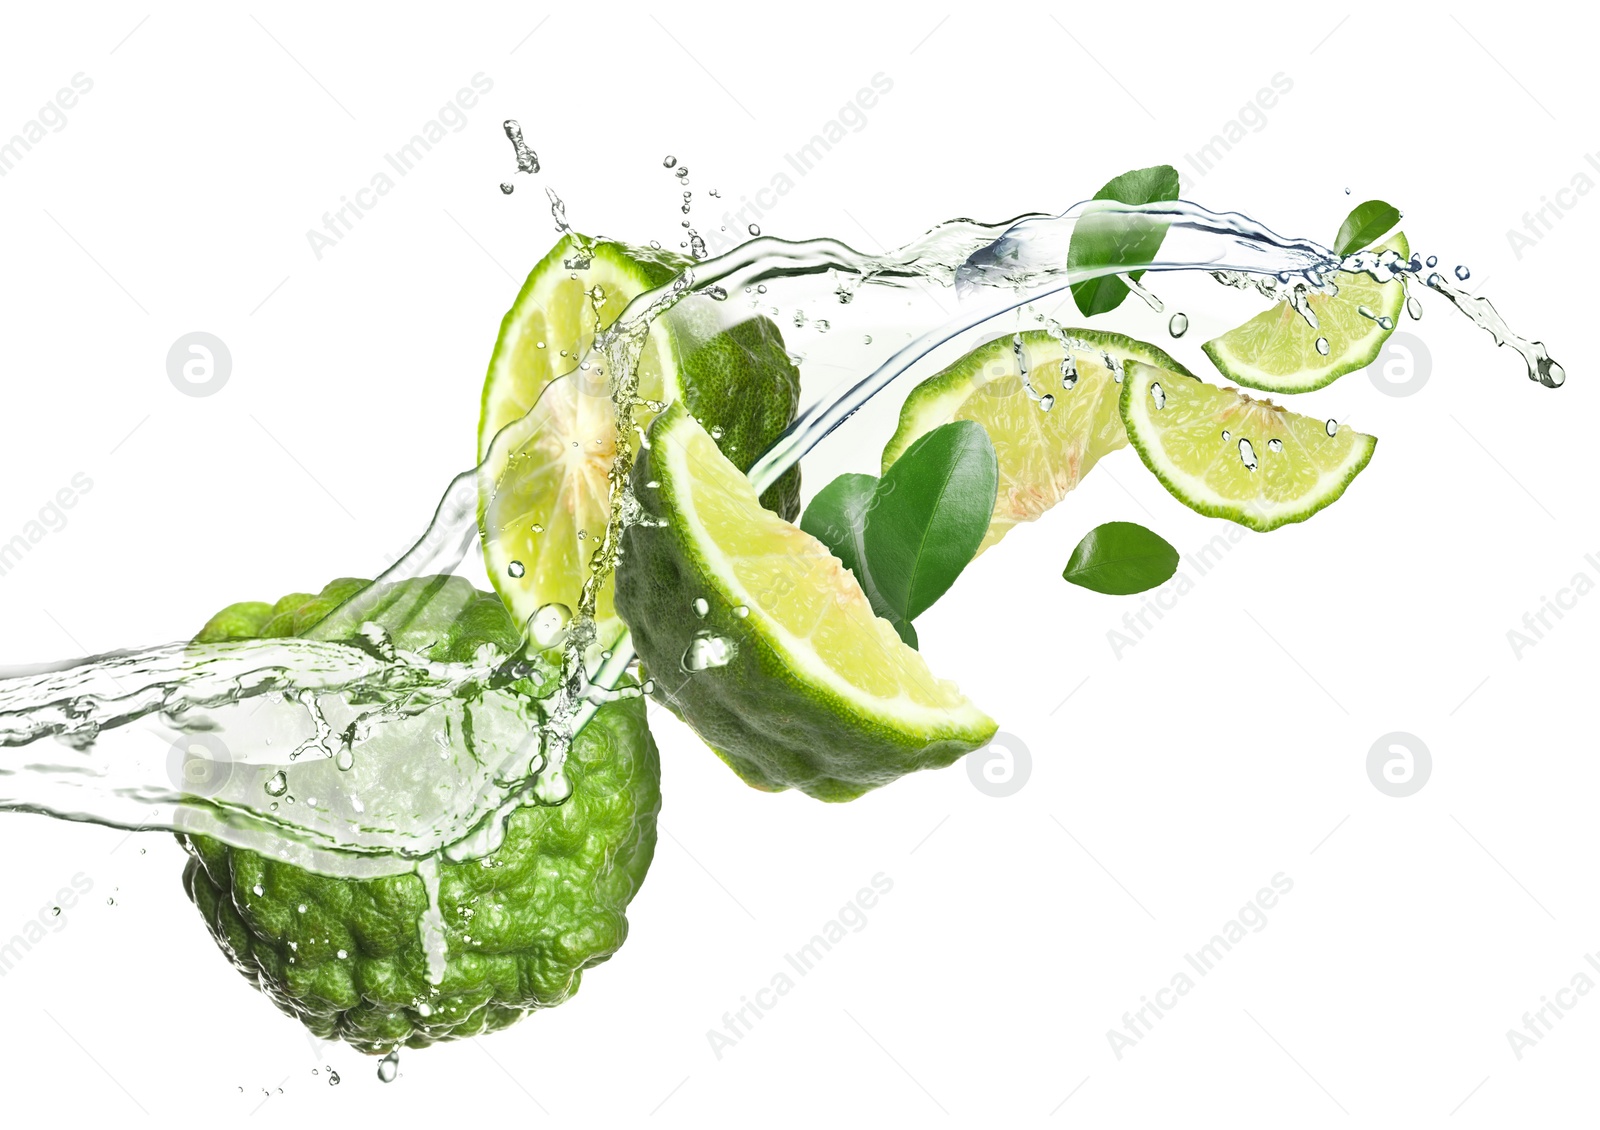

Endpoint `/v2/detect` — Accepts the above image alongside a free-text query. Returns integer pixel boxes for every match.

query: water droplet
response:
[1406,296,1423,320]
[693,597,709,617]
[1238,438,1259,471]
[1267,438,1284,453]
[502,121,539,174]
[265,771,288,797]
[507,560,526,579]
[334,746,355,772]
[682,633,735,672]
[747,224,761,236]
[1376,315,1394,330]
[862,335,872,345]
[815,319,831,333]
[535,341,545,349]
[732,605,749,619]
[663,155,677,168]
[1454,265,1470,281]
[1167,313,1189,338]
[1425,255,1438,268]
[1149,382,1166,410]
[499,183,514,195]
[253,883,264,896]
[530,522,544,534]
[1038,393,1055,411]
[336,949,348,959]
[706,285,727,300]
[327,1070,340,1086]
[1326,418,1339,437]
[576,529,587,541]
[377,1050,400,1083]
[1357,304,1378,322]
[1221,430,1231,442]
[1315,337,1331,356]
[50,906,60,917]
[709,425,724,440]
[1060,355,1078,390]
[529,604,572,649]
[106,897,115,906]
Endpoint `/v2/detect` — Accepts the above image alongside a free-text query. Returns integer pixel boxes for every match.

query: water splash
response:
[547,186,570,233]
[502,120,539,175]
[0,194,1566,878]
[1424,273,1564,388]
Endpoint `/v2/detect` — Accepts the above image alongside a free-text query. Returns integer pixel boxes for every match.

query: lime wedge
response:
[1119,361,1377,532]
[882,328,1191,550]
[614,402,996,802]
[478,235,799,649]
[1202,233,1409,393]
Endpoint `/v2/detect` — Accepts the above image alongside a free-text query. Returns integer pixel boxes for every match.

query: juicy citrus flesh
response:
[1202,233,1409,393]
[883,329,1191,550]
[666,410,978,718]
[1120,361,1377,532]
[478,239,677,643]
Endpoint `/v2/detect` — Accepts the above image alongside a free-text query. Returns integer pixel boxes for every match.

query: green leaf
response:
[1062,521,1180,595]
[1334,199,1402,257]
[1069,164,1181,318]
[800,473,917,647]
[800,473,877,589]
[864,420,998,624]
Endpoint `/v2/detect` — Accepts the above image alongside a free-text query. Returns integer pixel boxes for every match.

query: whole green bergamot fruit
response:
[179,575,660,1054]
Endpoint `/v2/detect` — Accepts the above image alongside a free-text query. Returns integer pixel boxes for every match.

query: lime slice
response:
[1202,233,1409,393]
[1119,361,1377,532]
[478,235,800,649]
[882,328,1191,550]
[478,237,678,647]
[614,402,996,802]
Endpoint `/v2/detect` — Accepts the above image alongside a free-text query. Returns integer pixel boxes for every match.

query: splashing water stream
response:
[0,199,1565,896]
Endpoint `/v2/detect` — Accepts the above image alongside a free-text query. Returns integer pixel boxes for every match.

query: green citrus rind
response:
[1119,361,1377,533]
[180,576,661,1055]
[477,234,801,648]
[883,328,1193,550]
[615,402,996,802]
[1201,233,1410,394]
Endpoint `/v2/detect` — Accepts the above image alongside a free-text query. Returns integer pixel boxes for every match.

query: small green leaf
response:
[864,420,998,623]
[800,473,877,589]
[1063,521,1180,595]
[1069,164,1181,317]
[800,473,917,647]
[1334,199,1402,257]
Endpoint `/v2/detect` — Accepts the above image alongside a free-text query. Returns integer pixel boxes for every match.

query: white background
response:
[1,2,1595,1125]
